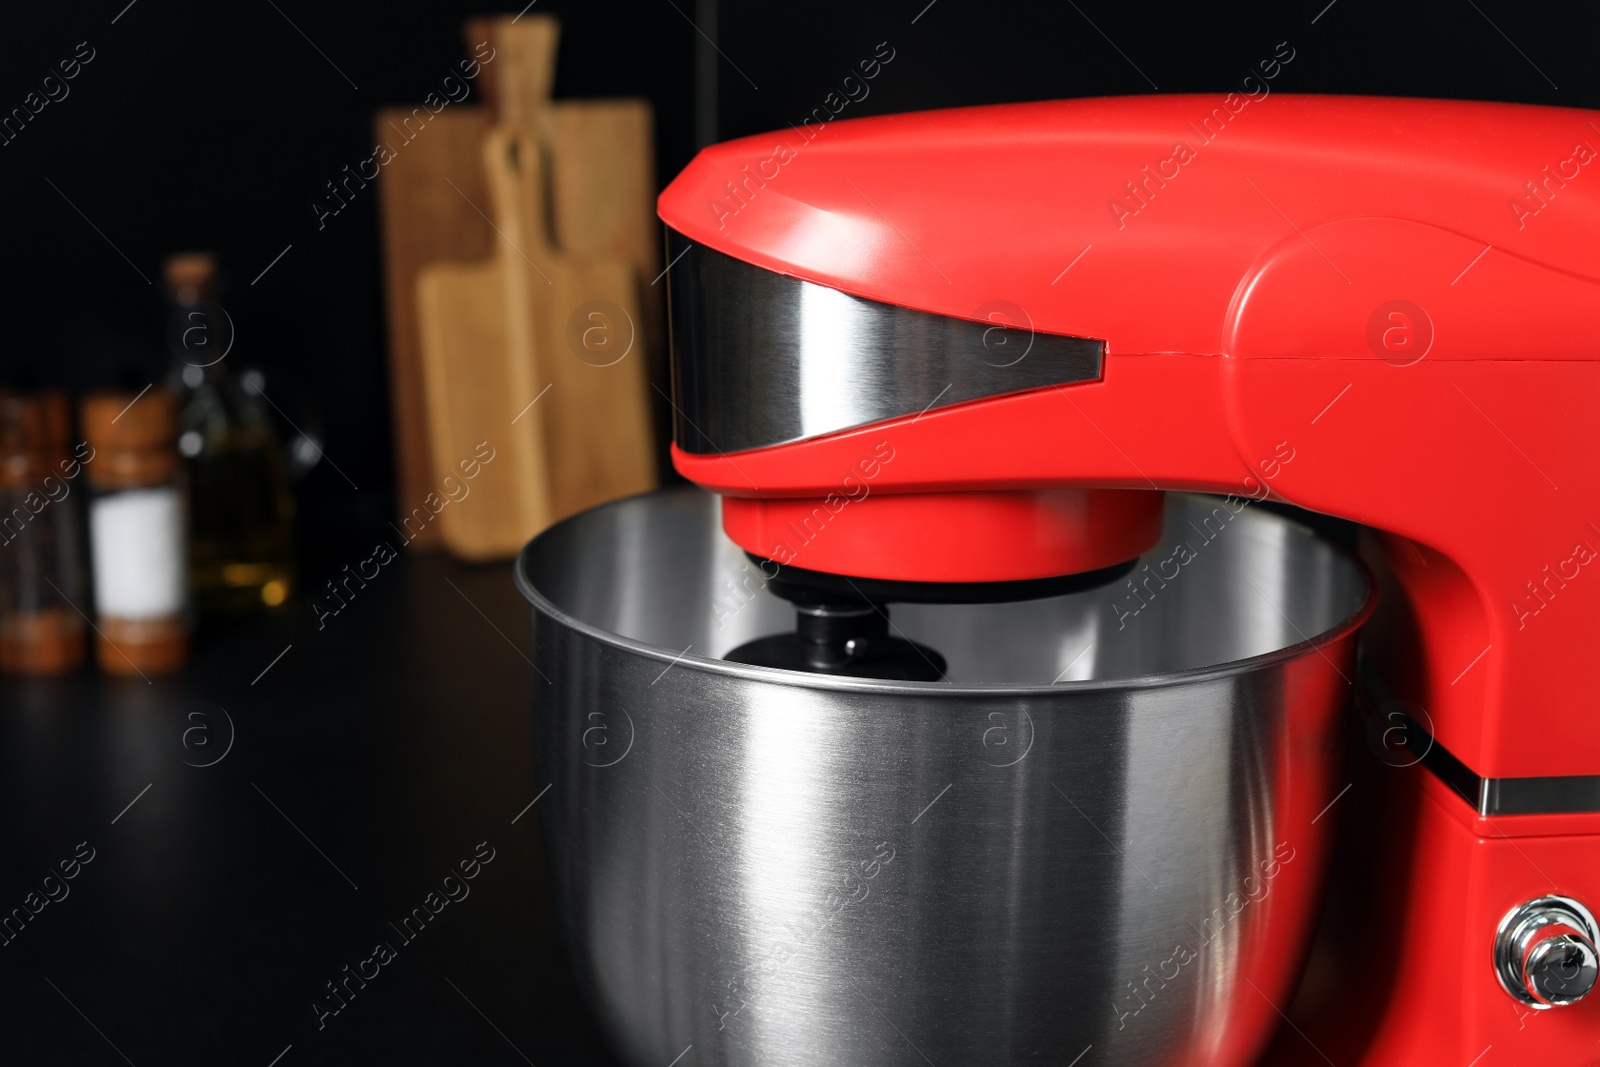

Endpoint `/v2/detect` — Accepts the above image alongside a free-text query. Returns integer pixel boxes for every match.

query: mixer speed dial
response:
[1496,896,1600,1007]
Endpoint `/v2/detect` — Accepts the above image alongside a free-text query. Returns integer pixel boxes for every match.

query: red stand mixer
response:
[518,94,1600,1066]
[666,92,1600,1062]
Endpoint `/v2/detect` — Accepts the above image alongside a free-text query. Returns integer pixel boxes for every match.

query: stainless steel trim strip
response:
[1364,678,1600,815]
[665,230,1103,454]
[1479,774,1600,817]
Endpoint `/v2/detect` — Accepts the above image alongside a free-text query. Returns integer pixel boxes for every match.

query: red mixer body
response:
[659,95,1600,1063]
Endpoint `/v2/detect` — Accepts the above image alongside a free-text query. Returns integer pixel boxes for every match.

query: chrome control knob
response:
[1496,896,1600,1008]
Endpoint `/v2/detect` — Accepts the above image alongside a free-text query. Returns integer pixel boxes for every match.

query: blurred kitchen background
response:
[0,2,1596,1064]
[0,0,1593,653]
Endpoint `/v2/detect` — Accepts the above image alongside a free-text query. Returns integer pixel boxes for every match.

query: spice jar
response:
[0,391,90,674]
[81,389,189,675]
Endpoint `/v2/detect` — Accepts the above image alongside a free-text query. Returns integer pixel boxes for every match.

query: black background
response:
[0,1,1596,1064]
[0,0,1594,553]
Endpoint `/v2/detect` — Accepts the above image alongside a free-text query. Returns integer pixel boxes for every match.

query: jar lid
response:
[0,392,50,452]
[81,388,178,451]
[0,389,76,474]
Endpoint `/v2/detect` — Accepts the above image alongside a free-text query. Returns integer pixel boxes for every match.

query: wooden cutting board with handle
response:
[375,16,561,548]
[413,128,550,561]
[416,122,655,560]
[398,13,657,558]
[478,17,660,518]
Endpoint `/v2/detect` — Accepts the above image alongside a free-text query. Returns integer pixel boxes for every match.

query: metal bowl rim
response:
[513,487,1377,698]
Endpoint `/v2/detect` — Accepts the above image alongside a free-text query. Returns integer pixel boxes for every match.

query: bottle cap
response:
[163,252,218,304]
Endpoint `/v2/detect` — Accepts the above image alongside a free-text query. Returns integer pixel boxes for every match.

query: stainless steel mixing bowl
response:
[516,489,1372,1067]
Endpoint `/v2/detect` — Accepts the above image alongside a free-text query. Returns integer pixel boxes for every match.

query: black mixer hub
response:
[724,600,947,682]
[723,554,1138,682]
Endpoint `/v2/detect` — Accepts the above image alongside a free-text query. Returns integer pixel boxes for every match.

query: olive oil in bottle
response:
[165,253,296,615]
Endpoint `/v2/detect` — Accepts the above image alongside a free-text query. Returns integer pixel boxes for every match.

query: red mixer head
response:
[659,95,1600,703]
[660,94,1600,582]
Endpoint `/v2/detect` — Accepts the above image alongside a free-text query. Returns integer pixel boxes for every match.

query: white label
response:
[89,487,185,619]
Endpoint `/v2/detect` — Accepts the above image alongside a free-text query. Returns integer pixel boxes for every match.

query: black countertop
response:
[0,552,622,1066]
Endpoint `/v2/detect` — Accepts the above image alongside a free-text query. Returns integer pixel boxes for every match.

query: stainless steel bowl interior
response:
[517,488,1374,1067]
[521,489,1370,687]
